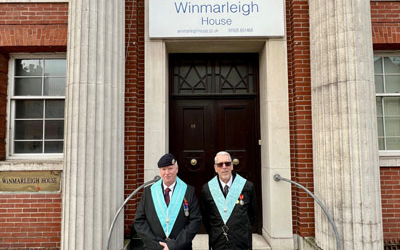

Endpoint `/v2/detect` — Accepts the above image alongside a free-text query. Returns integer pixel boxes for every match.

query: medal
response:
[166,218,170,223]
[183,198,189,217]
[239,194,244,205]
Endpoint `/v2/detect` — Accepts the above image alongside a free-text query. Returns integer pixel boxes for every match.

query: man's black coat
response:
[134,182,201,250]
[200,175,257,250]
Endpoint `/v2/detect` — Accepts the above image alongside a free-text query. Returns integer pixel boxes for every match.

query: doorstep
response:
[193,234,271,250]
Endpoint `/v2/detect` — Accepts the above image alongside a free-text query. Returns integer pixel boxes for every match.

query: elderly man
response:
[134,153,201,250]
[200,151,257,250]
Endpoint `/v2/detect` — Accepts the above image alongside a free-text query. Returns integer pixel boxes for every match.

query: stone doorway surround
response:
[143,2,293,250]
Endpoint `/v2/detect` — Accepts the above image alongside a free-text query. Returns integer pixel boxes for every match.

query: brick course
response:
[371,1,400,48]
[0,3,68,48]
[0,193,62,250]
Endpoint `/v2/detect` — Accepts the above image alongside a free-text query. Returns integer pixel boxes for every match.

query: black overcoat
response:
[134,182,201,250]
[200,175,257,250]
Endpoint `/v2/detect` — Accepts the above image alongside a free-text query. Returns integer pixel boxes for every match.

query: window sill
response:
[380,155,400,167]
[0,159,63,171]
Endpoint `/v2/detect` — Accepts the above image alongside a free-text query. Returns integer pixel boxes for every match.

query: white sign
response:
[149,0,284,38]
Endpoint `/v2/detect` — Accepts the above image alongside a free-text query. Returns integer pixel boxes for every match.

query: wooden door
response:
[169,53,262,232]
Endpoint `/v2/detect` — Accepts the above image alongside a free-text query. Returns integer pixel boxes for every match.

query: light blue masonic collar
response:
[151,177,187,238]
[208,174,246,224]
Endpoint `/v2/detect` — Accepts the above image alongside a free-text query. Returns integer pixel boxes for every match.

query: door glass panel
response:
[171,54,257,95]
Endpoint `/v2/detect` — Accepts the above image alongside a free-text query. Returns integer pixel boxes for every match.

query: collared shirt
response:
[163,181,176,199]
[219,175,233,192]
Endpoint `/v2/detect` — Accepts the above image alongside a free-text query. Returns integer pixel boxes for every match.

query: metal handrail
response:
[106,175,161,250]
[273,174,341,250]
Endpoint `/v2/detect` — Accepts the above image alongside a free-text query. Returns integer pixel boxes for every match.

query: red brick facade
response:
[371,1,400,49]
[124,0,145,236]
[0,3,67,49]
[0,194,62,250]
[286,0,314,237]
[0,3,67,250]
[381,167,400,243]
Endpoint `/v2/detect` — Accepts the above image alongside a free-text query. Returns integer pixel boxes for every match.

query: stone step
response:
[125,234,271,250]
[193,234,271,250]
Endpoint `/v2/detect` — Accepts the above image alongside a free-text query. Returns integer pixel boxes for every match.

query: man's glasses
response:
[215,162,232,167]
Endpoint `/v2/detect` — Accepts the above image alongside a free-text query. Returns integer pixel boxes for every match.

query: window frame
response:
[7,53,66,160]
[374,52,400,158]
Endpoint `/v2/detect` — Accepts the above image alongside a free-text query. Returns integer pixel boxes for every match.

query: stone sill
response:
[380,156,400,167]
[0,159,63,171]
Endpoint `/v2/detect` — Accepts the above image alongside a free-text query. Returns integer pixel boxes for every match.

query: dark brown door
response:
[169,53,262,233]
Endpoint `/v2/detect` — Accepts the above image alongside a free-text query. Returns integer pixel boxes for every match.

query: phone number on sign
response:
[228,28,254,33]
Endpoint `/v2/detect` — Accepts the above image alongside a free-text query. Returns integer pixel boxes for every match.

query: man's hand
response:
[159,241,169,250]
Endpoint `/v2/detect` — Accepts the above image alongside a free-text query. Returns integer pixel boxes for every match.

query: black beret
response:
[157,153,176,168]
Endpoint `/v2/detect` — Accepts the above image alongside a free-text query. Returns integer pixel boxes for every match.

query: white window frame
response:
[374,52,400,168]
[7,53,66,160]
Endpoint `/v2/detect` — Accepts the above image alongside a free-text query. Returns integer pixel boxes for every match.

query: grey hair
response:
[214,151,232,164]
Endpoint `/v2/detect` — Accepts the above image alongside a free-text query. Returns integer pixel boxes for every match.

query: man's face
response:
[214,154,233,183]
[159,164,178,186]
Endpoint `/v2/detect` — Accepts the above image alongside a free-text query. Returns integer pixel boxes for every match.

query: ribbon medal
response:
[184,198,189,216]
[239,194,244,205]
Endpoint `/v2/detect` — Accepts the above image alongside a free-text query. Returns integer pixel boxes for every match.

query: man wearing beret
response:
[200,151,257,250]
[134,153,201,250]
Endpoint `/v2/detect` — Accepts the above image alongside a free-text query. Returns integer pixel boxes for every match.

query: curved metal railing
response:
[106,175,161,250]
[273,174,341,250]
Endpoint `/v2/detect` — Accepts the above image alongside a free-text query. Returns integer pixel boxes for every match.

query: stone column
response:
[309,0,383,249]
[61,0,125,249]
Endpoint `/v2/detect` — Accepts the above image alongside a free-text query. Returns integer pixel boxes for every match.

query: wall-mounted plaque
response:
[0,171,61,192]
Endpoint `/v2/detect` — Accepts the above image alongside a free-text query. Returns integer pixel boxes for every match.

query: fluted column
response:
[62,0,125,249]
[309,0,383,249]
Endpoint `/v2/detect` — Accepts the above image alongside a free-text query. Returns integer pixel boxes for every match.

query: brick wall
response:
[0,53,8,161]
[381,167,400,244]
[0,3,68,48]
[0,194,62,250]
[286,0,314,237]
[0,3,67,249]
[124,0,145,236]
[371,1,400,49]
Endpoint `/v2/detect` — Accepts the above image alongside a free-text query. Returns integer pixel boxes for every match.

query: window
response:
[8,55,66,157]
[374,55,400,152]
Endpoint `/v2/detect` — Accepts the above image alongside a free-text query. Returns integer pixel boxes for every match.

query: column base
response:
[294,235,322,250]
[262,229,294,250]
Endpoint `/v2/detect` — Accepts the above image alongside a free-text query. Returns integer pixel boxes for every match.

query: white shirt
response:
[163,181,176,199]
[219,175,233,191]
